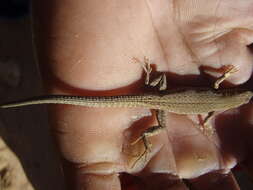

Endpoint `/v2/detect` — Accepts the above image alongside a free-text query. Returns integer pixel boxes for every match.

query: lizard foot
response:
[150,73,167,91]
[133,56,152,85]
[130,134,152,168]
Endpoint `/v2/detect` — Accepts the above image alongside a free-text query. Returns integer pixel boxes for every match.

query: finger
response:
[121,173,189,190]
[165,113,223,179]
[78,174,121,190]
[140,174,188,190]
[49,106,150,185]
[214,106,253,171]
[142,142,177,175]
[176,0,253,85]
[52,107,156,190]
[188,171,240,190]
[239,104,253,183]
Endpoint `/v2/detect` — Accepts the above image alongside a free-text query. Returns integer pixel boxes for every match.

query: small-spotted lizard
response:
[1,57,252,167]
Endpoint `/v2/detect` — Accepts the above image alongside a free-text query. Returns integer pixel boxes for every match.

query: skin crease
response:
[31,0,253,190]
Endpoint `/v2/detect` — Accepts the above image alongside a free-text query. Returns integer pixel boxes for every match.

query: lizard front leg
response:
[202,65,238,135]
[213,65,238,89]
[131,110,166,167]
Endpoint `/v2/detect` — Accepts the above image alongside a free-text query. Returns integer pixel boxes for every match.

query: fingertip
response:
[62,159,122,190]
[77,174,121,190]
[188,171,240,190]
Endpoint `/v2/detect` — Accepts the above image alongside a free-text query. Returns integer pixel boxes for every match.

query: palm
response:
[34,0,253,189]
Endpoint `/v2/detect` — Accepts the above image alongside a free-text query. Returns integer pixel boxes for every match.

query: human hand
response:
[32,0,253,189]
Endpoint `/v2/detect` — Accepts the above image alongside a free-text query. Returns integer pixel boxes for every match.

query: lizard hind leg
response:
[130,134,152,168]
[130,110,166,168]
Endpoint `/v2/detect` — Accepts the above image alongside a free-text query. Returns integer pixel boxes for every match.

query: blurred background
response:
[0,0,252,190]
[0,0,64,189]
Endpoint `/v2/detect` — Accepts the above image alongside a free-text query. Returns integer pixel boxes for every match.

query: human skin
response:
[32,0,253,189]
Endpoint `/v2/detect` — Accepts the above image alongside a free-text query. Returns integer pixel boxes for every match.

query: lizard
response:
[0,57,252,167]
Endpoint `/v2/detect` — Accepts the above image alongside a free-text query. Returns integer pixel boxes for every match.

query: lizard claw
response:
[133,57,152,85]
